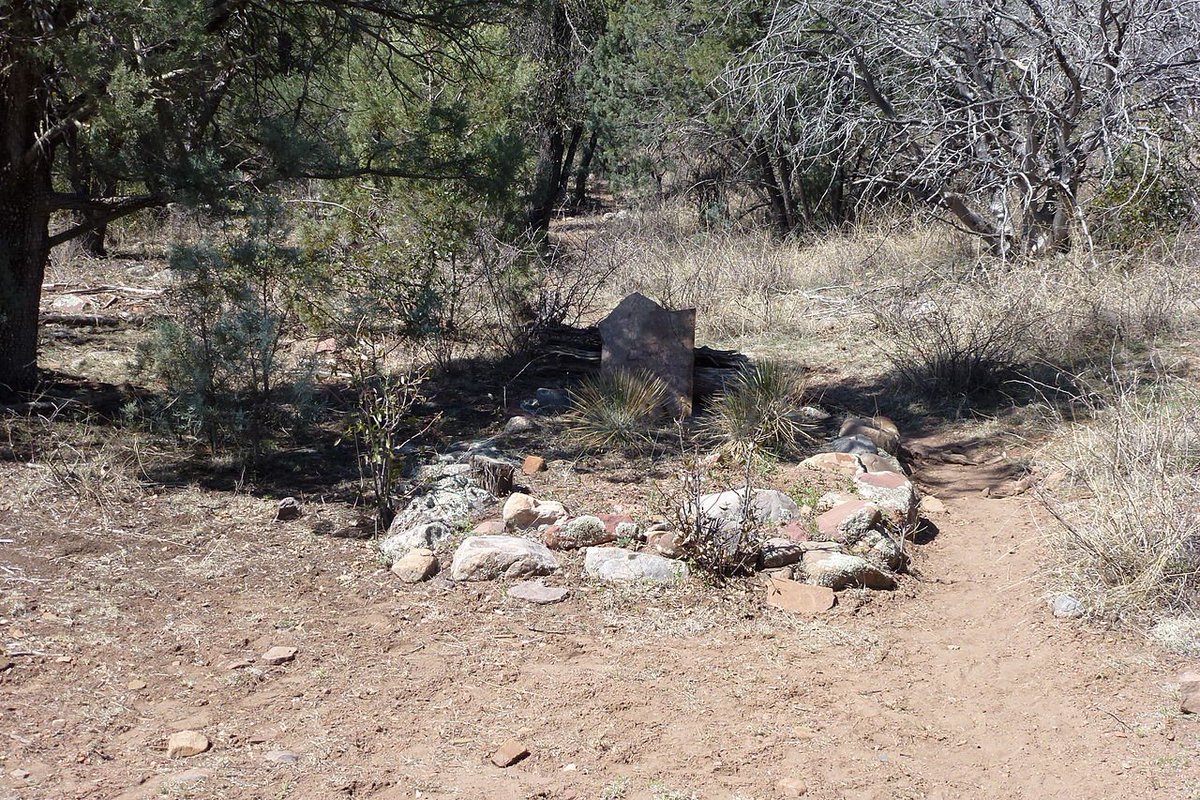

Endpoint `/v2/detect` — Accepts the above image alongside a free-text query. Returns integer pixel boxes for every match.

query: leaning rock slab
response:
[450,536,559,581]
[1180,671,1200,714]
[801,550,896,590]
[598,292,696,416]
[584,546,689,584]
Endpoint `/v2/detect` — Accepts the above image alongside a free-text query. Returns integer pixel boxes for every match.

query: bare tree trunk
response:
[0,51,51,394]
[569,127,598,211]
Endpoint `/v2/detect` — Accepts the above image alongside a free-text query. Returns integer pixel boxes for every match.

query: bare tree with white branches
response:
[724,0,1200,254]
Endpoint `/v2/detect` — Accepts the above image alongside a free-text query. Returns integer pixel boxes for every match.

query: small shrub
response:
[138,211,319,454]
[563,370,669,452]
[1041,378,1200,624]
[704,361,813,455]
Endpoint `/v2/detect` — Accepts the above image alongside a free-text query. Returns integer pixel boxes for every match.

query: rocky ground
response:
[3,421,1199,799]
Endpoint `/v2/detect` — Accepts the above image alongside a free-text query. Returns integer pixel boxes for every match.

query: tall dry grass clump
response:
[1040,378,1200,623]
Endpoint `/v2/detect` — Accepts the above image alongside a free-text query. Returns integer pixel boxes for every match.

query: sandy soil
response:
[3,421,1198,800]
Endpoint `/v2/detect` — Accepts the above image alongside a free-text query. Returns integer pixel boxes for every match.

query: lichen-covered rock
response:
[847,528,907,572]
[698,489,799,526]
[543,515,616,549]
[584,546,689,584]
[801,550,896,590]
[759,537,808,569]
[450,536,560,581]
[380,522,452,564]
[853,471,919,527]
[814,500,881,545]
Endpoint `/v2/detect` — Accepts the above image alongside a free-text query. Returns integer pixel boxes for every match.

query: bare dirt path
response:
[1,433,1198,799]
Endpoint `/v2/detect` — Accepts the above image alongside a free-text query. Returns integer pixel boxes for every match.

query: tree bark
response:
[569,127,598,212]
[0,31,52,394]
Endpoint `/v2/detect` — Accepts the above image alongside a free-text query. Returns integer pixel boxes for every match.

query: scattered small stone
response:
[167,767,212,785]
[314,337,338,353]
[224,658,254,670]
[391,548,440,583]
[764,577,835,614]
[260,646,298,666]
[275,497,302,522]
[522,455,547,475]
[646,529,684,559]
[584,546,689,584]
[264,750,300,764]
[167,730,210,758]
[920,495,948,514]
[127,679,148,690]
[776,777,808,797]
[9,769,30,780]
[473,519,506,535]
[504,415,537,435]
[491,738,530,768]
[508,580,570,605]
[450,536,560,581]
[1051,593,1084,619]
[1179,671,1200,714]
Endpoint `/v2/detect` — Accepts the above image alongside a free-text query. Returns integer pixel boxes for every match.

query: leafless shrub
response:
[872,269,1044,397]
[1039,377,1200,624]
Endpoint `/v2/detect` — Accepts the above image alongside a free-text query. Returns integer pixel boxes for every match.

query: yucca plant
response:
[563,369,670,452]
[705,361,813,456]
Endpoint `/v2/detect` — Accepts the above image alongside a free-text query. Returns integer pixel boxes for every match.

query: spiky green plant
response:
[705,361,812,456]
[564,369,669,451]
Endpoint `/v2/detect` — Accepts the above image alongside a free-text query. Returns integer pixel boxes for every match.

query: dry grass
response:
[1039,378,1200,625]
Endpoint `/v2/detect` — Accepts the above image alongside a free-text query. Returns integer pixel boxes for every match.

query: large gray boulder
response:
[584,547,689,584]
[450,536,560,581]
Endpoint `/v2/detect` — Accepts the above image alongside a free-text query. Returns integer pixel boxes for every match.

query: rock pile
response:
[373,410,924,609]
